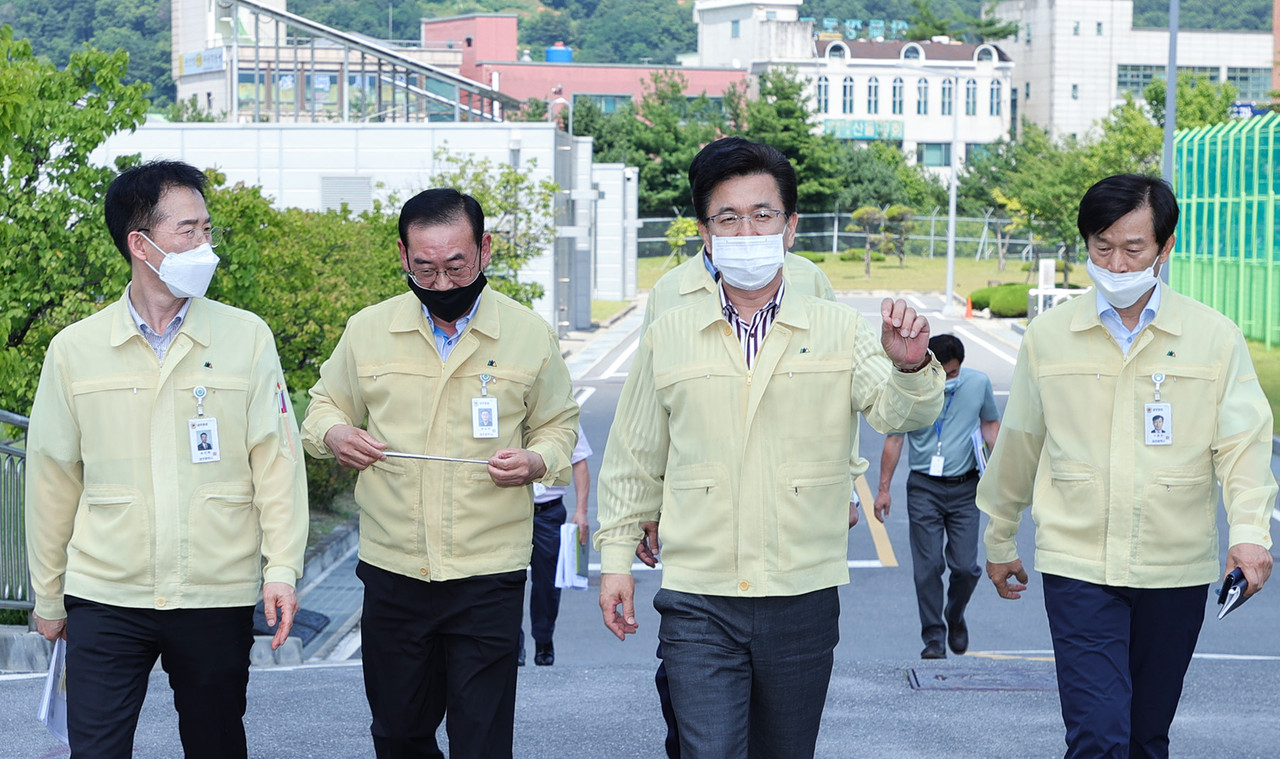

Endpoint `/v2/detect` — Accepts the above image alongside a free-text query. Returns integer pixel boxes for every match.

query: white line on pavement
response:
[906,295,927,310]
[327,628,362,662]
[574,387,597,408]
[954,325,1017,365]
[601,338,640,379]
[1272,507,1279,525]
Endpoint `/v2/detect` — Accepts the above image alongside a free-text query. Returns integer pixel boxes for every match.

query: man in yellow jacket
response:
[596,138,945,758]
[25,160,308,758]
[977,174,1275,759]
[302,188,579,759]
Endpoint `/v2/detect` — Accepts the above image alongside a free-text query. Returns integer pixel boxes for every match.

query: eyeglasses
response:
[705,209,788,235]
[407,260,478,287]
[138,226,227,249]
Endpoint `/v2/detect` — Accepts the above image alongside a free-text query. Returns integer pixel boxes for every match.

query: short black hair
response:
[688,137,798,221]
[1077,174,1179,249]
[398,188,484,248]
[104,160,208,264]
[1152,415,1164,422]
[929,334,965,365]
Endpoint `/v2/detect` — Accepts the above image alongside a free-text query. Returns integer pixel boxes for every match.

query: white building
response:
[692,0,1016,178]
[993,0,1275,140]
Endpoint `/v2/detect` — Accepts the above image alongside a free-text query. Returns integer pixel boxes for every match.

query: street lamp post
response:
[942,66,960,317]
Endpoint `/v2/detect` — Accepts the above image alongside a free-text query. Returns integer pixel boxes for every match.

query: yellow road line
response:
[854,474,897,567]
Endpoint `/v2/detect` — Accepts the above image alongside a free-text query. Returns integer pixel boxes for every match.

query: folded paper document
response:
[555,523,589,589]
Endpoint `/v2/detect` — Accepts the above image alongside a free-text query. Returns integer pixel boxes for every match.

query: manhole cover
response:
[908,667,1058,692]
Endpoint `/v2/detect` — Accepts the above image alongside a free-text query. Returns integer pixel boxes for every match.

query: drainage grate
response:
[908,667,1058,692]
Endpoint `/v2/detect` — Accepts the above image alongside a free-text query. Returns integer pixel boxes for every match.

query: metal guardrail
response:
[0,409,31,611]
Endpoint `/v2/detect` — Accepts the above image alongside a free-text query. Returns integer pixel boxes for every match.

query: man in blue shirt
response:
[875,334,1000,658]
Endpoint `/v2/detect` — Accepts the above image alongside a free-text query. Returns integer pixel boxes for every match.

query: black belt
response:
[916,469,980,485]
[533,496,564,513]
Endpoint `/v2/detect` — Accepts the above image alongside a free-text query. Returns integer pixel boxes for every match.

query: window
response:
[827,43,847,59]
[766,10,776,19]
[965,79,977,115]
[578,93,633,113]
[1228,67,1272,100]
[817,76,829,114]
[1026,24,1031,43]
[903,44,922,60]
[892,77,904,115]
[941,78,953,116]
[1025,82,1030,99]
[976,47,994,62]
[731,19,739,38]
[1071,84,1079,100]
[916,77,929,115]
[1073,21,1080,35]
[989,80,1002,116]
[1096,22,1103,35]
[868,76,880,114]
[917,142,951,167]
[842,76,855,114]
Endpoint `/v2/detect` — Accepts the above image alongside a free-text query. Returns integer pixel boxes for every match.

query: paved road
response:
[3,293,1278,758]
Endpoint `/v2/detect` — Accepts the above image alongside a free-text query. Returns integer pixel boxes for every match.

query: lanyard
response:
[934,390,956,454]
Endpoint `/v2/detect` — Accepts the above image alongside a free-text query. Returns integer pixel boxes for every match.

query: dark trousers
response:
[357,560,525,759]
[1042,574,1207,759]
[905,470,982,645]
[655,587,840,759]
[63,595,254,759]
[655,645,681,759]
[519,498,565,650]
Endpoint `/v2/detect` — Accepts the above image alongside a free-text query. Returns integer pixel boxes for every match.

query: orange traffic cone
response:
[965,297,973,319]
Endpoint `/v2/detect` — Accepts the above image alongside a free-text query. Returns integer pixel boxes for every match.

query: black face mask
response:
[408,271,488,323]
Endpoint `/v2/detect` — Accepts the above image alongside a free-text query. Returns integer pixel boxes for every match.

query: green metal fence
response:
[1172,112,1280,348]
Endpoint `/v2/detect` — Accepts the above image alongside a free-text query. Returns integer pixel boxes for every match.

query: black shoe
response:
[920,641,946,659]
[947,619,969,656]
[517,647,525,667]
[534,642,554,666]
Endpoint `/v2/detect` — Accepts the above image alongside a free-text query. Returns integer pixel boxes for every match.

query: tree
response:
[1144,73,1238,131]
[835,141,908,210]
[165,94,224,123]
[883,204,916,266]
[1084,94,1162,176]
[850,206,886,277]
[0,27,150,413]
[905,0,958,40]
[664,217,700,263]
[428,148,560,306]
[629,71,724,216]
[959,2,1019,41]
[575,0,696,65]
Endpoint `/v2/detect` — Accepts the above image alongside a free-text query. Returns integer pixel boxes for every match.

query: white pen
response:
[382,451,489,465]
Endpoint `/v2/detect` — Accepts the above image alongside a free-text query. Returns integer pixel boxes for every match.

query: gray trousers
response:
[655,587,839,759]
[905,470,982,645]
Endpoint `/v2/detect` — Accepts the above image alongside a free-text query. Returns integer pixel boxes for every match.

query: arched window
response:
[868,76,880,114]
[827,42,848,60]
[965,78,977,115]
[891,77,904,115]
[976,46,995,62]
[842,76,855,114]
[941,78,953,116]
[916,77,929,115]
[903,43,922,60]
[816,76,829,114]
[989,80,1002,116]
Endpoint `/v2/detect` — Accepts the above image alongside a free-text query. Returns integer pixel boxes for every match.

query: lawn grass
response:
[1247,340,1280,436]
[591,300,631,323]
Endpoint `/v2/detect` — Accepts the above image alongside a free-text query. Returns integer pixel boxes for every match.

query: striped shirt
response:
[125,285,191,360]
[719,281,785,369]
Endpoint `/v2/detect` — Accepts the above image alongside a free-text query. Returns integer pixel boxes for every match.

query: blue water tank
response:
[545,42,573,63]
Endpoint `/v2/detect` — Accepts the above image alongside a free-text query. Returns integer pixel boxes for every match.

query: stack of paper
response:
[39,638,68,745]
[555,524,589,589]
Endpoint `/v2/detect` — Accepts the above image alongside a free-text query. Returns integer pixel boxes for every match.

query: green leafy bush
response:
[969,283,1035,317]
[792,250,825,263]
[838,248,885,262]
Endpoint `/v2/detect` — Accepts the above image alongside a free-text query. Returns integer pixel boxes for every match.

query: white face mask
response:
[710,233,785,291]
[1086,257,1160,309]
[140,234,220,299]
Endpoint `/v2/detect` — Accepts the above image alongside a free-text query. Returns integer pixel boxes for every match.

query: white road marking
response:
[326,628,362,662]
[602,338,640,379]
[954,325,1018,365]
[574,387,596,408]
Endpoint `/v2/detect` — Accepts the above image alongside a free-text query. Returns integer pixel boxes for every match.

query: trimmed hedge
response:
[969,283,1034,317]
[793,250,826,263]
[838,248,886,262]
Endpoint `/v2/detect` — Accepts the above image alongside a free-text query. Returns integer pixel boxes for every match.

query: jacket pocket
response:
[187,483,260,586]
[1036,463,1107,562]
[447,470,527,558]
[1137,465,1217,565]
[356,457,418,554]
[659,464,731,574]
[69,485,150,585]
[776,460,851,572]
